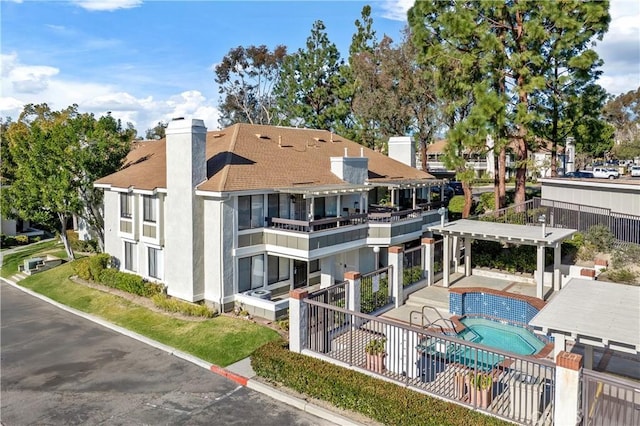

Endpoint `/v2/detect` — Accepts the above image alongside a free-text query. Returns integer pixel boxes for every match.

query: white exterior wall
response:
[203,196,235,307]
[164,119,207,302]
[388,136,415,168]
[103,190,123,264]
[1,218,18,236]
[541,180,640,215]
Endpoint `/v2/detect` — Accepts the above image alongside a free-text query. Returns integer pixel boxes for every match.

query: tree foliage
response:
[2,105,133,257]
[604,87,640,146]
[145,120,167,140]
[274,20,350,132]
[215,45,287,127]
[409,0,610,207]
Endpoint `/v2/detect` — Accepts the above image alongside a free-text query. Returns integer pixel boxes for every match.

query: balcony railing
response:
[270,214,367,233]
[368,208,422,223]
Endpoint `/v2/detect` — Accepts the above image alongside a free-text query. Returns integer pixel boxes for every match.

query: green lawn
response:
[1,239,65,278]
[18,262,280,366]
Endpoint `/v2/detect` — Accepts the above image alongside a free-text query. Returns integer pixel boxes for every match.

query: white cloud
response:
[70,0,142,12]
[0,53,219,136]
[379,0,413,21]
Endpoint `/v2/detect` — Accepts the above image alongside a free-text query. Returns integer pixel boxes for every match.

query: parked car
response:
[565,171,594,178]
[591,167,619,179]
[430,185,454,199]
[448,181,464,195]
[631,166,640,177]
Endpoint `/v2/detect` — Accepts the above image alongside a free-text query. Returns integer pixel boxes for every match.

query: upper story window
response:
[143,195,157,223]
[238,195,264,230]
[268,193,291,220]
[120,193,132,218]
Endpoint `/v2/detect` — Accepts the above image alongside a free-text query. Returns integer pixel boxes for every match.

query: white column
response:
[552,333,567,359]
[464,237,472,276]
[288,288,309,353]
[422,237,435,286]
[554,352,583,426]
[553,243,562,291]
[452,236,460,272]
[443,235,451,287]
[412,188,417,209]
[345,271,361,313]
[388,246,404,307]
[536,245,545,299]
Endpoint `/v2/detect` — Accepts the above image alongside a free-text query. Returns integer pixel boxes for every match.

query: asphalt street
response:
[0,283,334,426]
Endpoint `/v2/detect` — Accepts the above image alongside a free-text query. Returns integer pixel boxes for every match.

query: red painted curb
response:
[210,365,248,386]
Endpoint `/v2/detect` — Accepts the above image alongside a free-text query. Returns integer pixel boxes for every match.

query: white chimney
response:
[164,118,206,302]
[388,136,415,168]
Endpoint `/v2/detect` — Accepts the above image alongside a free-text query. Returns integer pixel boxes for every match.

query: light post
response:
[539,214,546,237]
[373,246,380,269]
[438,207,447,227]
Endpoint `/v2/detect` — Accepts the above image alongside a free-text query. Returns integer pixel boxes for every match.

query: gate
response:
[581,368,640,426]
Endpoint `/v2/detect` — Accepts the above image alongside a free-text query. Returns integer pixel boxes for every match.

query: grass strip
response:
[1,239,63,278]
[18,262,280,366]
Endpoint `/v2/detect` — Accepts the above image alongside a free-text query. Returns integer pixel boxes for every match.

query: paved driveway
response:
[0,283,334,425]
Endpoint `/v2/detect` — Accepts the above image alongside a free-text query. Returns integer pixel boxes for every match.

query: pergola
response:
[428,219,577,300]
[530,278,640,368]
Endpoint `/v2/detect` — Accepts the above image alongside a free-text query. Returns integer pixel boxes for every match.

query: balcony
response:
[270,214,367,233]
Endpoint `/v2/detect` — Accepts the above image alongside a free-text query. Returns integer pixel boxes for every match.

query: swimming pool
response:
[457,317,546,356]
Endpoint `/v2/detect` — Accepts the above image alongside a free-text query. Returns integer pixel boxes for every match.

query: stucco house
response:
[95,118,445,315]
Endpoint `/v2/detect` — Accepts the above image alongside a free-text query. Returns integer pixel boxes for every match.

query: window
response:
[143,195,157,223]
[148,247,162,279]
[238,195,264,230]
[309,259,320,273]
[268,194,290,220]
[124,241,136,272]
[238,255,264,292]
[120,193,132,218]
[268,255,290,285]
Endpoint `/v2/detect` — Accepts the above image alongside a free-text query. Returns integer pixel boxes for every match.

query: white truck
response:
[591,167,619,179]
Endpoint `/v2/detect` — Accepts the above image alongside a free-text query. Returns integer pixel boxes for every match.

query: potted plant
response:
[365,338,386,373]
[468,372,493,409]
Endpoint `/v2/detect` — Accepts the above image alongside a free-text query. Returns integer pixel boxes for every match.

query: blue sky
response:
[1,0,638,135]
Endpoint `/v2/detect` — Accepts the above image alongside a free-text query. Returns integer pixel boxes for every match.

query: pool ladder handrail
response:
[410,305,456,335]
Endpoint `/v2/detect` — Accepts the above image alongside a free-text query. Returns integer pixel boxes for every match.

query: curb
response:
[210,365,248,386]
[0,277,366,426]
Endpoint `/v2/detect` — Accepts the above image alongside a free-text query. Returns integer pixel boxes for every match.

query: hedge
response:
[251,340,509,426]
[98,268,163,297]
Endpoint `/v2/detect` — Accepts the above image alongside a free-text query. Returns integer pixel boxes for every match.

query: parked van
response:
[592,167,619,179]
[631,166,640,177]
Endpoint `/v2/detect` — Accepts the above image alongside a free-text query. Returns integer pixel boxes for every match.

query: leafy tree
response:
[145,120,167,140]
[2,105,133,257]
[0,117,16,185]
[3,104,82,258]
[274,20,350,132]
[571,84,615,160]
[409,0,610,207]
[603,88,640,146]
[215,45,287,127]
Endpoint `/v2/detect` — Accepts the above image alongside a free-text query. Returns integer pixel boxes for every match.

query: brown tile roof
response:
[96,123,435,192]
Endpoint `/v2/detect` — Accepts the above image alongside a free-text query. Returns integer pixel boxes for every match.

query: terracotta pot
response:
[366,353,386,373]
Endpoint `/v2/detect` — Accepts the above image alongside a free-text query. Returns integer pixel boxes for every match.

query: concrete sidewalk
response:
[1,276,369,426]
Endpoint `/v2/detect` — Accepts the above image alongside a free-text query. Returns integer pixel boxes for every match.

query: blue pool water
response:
[457,317,546,356]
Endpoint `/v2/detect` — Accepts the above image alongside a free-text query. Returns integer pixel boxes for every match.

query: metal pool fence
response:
[360,266,393,314]
[581,368,640,426]
[303,299,556,425]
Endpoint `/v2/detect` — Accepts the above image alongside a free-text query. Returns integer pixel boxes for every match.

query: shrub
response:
[66,230,98,253]
[447,195,466,219]
[151,294,216,318]
[475,192,495,214]
[97,268,163,297]
[15,235,29,244]
[72,258,92,280]
[611,245,640,269]
[584,225,615,253]
[31,236,41,243]
[251,340,508,426]
[604,268,638,285]
[88,254,110,281]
